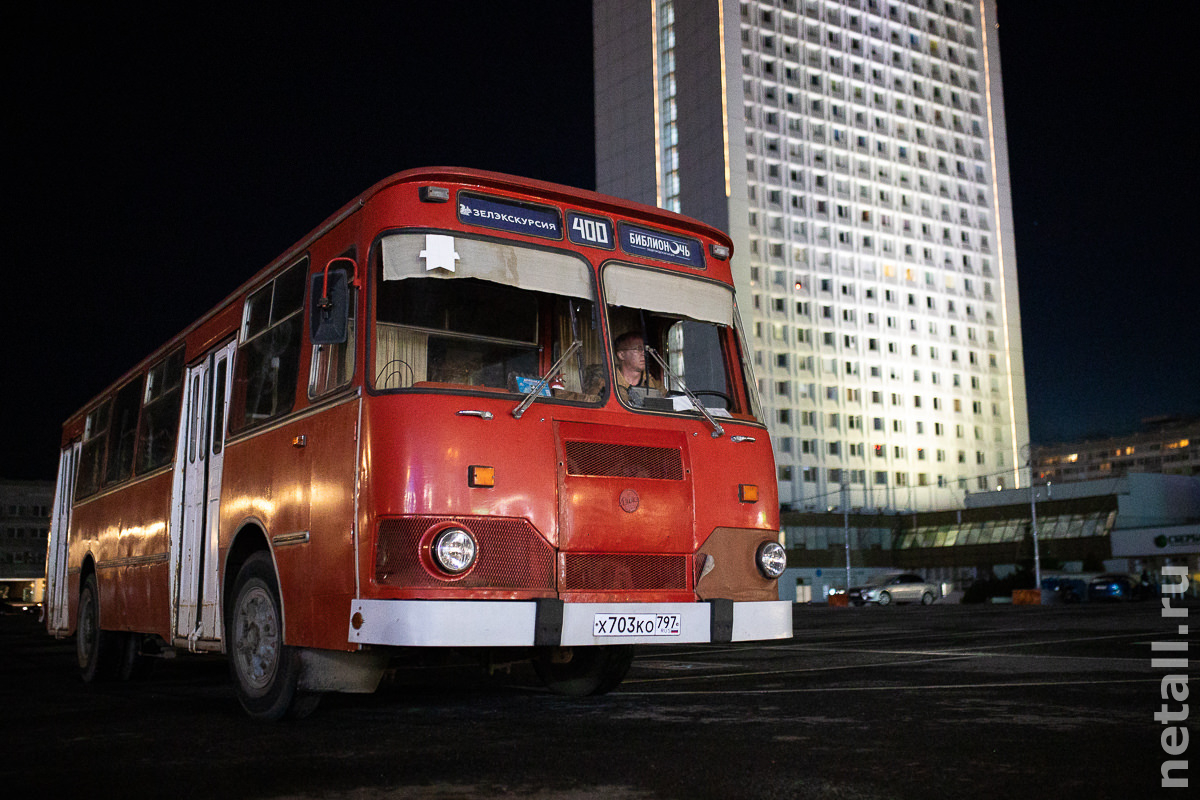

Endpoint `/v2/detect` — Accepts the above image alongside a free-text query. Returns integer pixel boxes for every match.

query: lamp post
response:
[1029,478,1042,593]
[843,485,851,592]
[1023,445,1043,596]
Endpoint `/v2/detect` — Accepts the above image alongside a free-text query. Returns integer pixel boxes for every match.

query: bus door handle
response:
[456,410,494,421]
[731,435,756,443]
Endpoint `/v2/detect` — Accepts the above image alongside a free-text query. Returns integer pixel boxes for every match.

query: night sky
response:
[5,2,1196,481]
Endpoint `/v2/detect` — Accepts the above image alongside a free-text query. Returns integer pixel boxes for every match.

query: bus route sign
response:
[458,193,562,240]
[566,211,615,250]
[618,223,705,269]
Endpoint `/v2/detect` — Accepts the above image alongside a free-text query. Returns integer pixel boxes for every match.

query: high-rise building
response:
[594,0,1029,511]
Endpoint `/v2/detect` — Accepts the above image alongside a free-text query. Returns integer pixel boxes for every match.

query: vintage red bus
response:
[45,167,791,719]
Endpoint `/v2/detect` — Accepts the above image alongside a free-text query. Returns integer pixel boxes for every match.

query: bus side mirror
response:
[311,269,350,345]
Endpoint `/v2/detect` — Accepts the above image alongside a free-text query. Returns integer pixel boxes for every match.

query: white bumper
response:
[349,598,793,647]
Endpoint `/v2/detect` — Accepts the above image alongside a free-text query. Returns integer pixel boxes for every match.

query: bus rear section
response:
[46,168,790,719]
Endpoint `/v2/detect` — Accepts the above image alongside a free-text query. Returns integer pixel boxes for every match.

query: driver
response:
[613,332,663,405]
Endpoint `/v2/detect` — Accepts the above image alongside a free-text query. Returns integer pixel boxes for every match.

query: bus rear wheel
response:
[117,632,157,681]
[533,645,635,697]
[77,574,121,683]
[228,552,319,721]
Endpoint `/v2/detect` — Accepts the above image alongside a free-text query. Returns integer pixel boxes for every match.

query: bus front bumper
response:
[348,598,793,647]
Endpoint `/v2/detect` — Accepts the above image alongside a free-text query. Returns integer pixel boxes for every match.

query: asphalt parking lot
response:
[1,601,1188,799]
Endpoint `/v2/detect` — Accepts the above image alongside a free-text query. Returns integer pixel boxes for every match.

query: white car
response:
[848,573,940,606]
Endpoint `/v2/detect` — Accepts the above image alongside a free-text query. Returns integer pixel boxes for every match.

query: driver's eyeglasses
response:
[618,347,646,354]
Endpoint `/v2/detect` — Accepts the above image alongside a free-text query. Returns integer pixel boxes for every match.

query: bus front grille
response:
[560,553,689,592]
[563,441,684,481]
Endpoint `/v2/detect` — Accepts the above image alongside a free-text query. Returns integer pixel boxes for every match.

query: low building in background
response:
[780,472,1200,601]
[1033,415,1199,484]
[1,479,53,607]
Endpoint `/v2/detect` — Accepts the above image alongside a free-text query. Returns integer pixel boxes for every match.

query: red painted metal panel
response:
[555,420,693,555]
[68,470,173,637]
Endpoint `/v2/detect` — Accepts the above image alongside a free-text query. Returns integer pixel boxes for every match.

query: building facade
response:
[1,479,53,604]
[1033,415,1200,485]
[779,472,1200,601]
[594,0,1029,511]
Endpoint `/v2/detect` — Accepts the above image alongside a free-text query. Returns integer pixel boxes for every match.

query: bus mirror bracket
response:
[312,257,360,345]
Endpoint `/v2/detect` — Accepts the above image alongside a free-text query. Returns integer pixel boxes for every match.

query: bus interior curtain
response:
[601,264,734,326]
[381,234,593,300]
[374,324,428,389]
[554,306,604,395]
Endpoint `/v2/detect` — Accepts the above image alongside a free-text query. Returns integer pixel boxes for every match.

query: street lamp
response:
[842,485,851,592]
[1023,444,1043,597]
[1029,478,1042,593]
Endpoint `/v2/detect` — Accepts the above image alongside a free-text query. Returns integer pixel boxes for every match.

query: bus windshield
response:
[603,264,762,421]
[373,233,605,400]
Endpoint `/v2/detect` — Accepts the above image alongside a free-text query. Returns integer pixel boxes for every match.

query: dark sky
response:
[4,2,1196,481]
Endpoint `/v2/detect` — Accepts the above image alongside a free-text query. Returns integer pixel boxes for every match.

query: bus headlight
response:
[431,528,478,575]
[756,541,787,579]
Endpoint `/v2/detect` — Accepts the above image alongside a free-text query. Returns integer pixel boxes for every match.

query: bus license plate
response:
[593,613,682,637]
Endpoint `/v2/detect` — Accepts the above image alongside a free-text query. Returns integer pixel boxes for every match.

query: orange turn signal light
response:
[468,465,495,488]
[739,484,759,503]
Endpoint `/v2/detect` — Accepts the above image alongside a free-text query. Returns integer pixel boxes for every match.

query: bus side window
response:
[309,268,355,397]
[105,376,145,486]
[136,348,185,474]
[76,400,112,498]
[231,259,308,431]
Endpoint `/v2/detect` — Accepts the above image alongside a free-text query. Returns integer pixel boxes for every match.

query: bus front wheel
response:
[228,552,319,720]
[533,645,635,697]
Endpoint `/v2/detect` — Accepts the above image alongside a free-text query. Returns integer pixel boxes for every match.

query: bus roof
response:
[356,167,734,249]
[60,167,736,437]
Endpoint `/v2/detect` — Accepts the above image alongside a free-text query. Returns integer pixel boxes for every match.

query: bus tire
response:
[227,552,314,721]
[77,574,121,683]
[533,645,635,697]
[117,632,156,681]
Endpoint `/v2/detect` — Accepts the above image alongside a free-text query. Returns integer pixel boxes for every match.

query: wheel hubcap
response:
[234,585,279,695]
[78,591,96,667]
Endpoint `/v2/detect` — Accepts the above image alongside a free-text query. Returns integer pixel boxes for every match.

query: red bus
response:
[45,168,791,719]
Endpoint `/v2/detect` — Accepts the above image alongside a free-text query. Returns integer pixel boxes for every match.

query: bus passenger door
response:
[171,340,235,648]
[45,442,80,635]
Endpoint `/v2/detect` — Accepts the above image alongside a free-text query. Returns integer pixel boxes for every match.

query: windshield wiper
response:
[644,346,724,438]
[512,340,582,419]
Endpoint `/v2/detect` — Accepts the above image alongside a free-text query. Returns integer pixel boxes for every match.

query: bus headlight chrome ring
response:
[756,541,787,579]
[431,527,478,575]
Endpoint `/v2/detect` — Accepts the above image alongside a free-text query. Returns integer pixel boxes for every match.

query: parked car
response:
[1087,574,1135,602]
[1041,576,1083,604]
[1,598,41,616]
[848,573,941,606]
